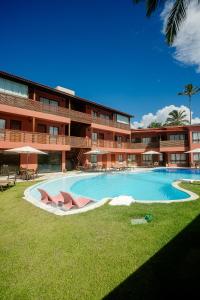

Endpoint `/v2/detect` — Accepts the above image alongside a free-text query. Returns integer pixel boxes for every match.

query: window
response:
[100,113,110,120]
[127,154,136,162]
[142,137,151,144]
[0,77,28,98]
[192,132,200,143]
[116,114,129,124]
[118,154,123,162]
[92,111,98,118]
[169,134,185,140]
[92,132,98,141]
[0,119,6,140]
[91,154,97,164]
[40,97,58,107]
[194,154,200,161]
[115,136,122,143]
[170,153,187,163]
[49,126,59,135]
[132,137,141,143]
[143,154,152,161]
[10,120,21,130]
[37,124,47,133]
[0,119,6,129]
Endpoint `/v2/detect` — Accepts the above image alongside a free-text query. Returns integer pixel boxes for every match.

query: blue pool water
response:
[29,168,200,202]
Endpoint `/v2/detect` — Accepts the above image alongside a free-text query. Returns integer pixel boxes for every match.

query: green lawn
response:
[0,181,200,300]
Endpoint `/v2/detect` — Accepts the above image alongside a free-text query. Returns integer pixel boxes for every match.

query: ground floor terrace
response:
[0,149,199,173]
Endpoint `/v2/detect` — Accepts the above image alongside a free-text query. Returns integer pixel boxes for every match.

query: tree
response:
[148,121,162,128]
[178,84,200,125]
[133,0,199,45]
[165,109,189,126]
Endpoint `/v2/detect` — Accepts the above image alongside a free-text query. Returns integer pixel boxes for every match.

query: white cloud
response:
[161,1,200,72]
[132,105,200,128]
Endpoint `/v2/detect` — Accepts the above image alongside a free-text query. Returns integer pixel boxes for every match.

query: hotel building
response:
[0,71,200,172]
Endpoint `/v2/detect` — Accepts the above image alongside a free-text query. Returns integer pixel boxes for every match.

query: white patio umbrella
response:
[84,149,110,155]
[142,150,161,155]
[5,146,47,169]
[185,148,200,153]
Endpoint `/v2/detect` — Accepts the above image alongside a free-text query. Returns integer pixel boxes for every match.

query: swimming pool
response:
[27,168,200,205]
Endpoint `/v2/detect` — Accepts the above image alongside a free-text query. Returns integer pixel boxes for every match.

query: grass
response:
[0,181,200,299]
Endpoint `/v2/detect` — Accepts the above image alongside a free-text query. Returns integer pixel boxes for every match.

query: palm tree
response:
[133,0,198,45]
[178,84,200,125]
[148,121,162,128]
[165,109,189,126]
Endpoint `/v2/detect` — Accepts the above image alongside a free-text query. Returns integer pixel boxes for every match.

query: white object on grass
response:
[109,195,135,206]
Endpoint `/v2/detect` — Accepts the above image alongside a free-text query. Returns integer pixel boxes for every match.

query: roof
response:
[0,70,133,118]
[131,124,200,134]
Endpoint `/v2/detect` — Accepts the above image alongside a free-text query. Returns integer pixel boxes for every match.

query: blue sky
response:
[0,0,200,123]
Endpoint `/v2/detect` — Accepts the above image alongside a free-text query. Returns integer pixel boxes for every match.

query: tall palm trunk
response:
[188,94,192,125]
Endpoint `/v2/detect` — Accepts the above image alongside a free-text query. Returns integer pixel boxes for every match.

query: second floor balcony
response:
[0,93,130,131]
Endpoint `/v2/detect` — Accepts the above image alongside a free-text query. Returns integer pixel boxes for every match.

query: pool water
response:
[29,168,200,203]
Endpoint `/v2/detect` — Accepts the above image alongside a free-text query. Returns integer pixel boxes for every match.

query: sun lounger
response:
[60,191,92,208]
[0,174,16,191]
[38,188,74,210]
[38,188,64,205]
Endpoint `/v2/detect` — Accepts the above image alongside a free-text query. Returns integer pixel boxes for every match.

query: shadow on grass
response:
[104,214,200,300]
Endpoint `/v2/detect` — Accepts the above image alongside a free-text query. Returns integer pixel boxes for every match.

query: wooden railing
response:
[160,140,189,148]
[91,140,159,149]
[0,93,131,130]
[0,129,70,145]
[129,142,159,149]
[92,116,130,130]
[0,93,70,118]
[70,136,91,148]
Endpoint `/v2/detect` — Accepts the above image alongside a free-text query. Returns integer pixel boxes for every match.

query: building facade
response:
[0,71,200,172]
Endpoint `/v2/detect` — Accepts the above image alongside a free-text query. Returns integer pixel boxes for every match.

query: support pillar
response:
[61,151,66,172]
[32,117,36,132]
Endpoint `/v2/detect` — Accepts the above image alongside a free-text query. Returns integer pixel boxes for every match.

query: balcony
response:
[0,93,130,130]
[129,142,159,149]
[0,129,93,150]
[160,140,189,149]
[0,129,70,147]
[0,92,70,118]
[92,116,130,131]
[70,136,91,148]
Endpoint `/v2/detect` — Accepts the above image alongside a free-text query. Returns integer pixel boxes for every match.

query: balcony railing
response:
[70,136,91,148]
[129,142,159,149]
[0,129,70,145]
[0,93,70,118]
[160,140,189,148]
[92,140,153,149]
[92,116,130,130]
[0,93,130,130]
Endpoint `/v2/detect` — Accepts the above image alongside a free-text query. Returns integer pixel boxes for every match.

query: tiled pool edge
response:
[24,173,200,216]
[24,173,111,216]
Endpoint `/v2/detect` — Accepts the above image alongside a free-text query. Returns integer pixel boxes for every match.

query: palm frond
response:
[146,0,160,17]
[165,0,187,45]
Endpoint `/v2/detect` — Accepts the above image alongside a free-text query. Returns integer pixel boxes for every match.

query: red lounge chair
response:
[38,188,64,205]
[60,191,92,208]
[38,188,74,210]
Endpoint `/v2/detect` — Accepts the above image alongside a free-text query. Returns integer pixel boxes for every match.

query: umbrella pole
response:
[27,153,29,170]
